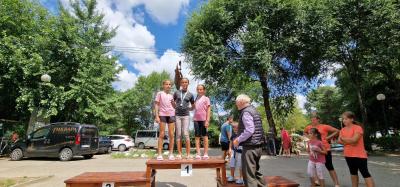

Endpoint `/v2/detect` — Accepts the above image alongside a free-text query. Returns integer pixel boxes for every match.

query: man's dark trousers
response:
[241,145,265,187]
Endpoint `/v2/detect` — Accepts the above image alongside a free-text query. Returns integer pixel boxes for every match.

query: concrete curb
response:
[11,175,54,187]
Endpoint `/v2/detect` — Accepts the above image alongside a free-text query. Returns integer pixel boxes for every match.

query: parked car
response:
[107,135,134,152]
[134,130,169,150]
[97,136,112,154]
[9,122,99,161]
[330,143,344,152]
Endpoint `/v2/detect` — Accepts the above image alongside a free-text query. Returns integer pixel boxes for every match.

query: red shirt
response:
[308,139,326,163]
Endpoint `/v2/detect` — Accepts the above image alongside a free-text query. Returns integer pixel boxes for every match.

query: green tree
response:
[0,0,55,121]
[1,0,120,133]
[322,0,400,129]
[305,86,344,128]
[182,0,327,134]
[48,0,119,124]
[117,71,171,134]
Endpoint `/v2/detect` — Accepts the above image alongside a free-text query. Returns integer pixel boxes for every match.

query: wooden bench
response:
[64,171,155,187]
[217,176,299,187]
[146,157,227,187]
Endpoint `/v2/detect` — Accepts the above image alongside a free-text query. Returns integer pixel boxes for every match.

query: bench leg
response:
[221,165,227,185]
[216,168,221,180]
[146,166,153,187]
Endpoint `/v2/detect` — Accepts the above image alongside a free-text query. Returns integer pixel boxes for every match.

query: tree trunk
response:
[344,61,371,150]
[259,72,277,136]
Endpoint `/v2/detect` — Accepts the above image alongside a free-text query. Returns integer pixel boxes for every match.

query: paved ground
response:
[0,149,399,187]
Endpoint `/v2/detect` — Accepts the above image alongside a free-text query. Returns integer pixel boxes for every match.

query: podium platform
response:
[64,171,154,187]
[146,156,227,187]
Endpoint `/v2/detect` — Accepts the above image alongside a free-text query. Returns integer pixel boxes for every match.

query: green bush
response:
[375,136,400,151]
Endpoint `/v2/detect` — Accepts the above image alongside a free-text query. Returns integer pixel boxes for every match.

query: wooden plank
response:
[65,172,149,183]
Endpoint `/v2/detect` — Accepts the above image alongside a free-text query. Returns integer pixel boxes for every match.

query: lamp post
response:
[29,74,52,134]
[41,74,51,83]
[376,93,388,135]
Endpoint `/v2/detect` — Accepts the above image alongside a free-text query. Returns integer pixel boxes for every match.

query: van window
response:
[32,128,50,139]
[81,127,98,137]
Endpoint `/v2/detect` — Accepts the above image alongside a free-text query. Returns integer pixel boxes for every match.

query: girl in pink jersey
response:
[307,128,327,187]
[193,84,211,160]
[154,80,176,160]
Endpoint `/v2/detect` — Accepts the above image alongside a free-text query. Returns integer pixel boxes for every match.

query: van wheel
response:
[83,154,93,159]
[163,143,169,150]
[138,143,145,149]
[118,144,126,152]
[59,148,73,161]
[10,148,23,161]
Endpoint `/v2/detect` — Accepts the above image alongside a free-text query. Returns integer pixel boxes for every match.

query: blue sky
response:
[39,0,335,111]
[40,0,204,92]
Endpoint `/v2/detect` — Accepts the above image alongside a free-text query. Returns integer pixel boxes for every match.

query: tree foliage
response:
[0,0,119,129]
[321,0,400,128]
[182,0,328,134]
[305,86,344,128]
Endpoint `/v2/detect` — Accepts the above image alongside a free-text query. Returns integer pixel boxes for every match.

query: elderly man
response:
[233,94,265,187]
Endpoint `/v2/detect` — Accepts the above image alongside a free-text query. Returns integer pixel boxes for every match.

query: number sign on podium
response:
[181,164,193,176]
[102,182,114,187]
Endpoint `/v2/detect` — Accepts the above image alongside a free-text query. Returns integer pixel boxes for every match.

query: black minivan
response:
[9,122,99,161]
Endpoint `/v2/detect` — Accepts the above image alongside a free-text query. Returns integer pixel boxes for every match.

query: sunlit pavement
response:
[0,149,399,187]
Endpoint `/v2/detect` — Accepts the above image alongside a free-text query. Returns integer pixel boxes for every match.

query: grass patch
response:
[0,177,37,187]
[0,179,16,187]
[111,148,199,159]
[111,149,157,159]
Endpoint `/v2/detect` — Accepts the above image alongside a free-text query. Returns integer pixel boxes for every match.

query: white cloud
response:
[296,94,307,114]
[133,50,201,94]
[142,0,190,24]
[96,0,157,64]
[112,69,138,91]
[57,0,193,91]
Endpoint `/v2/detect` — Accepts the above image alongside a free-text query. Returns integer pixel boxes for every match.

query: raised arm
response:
[326,126,340,141]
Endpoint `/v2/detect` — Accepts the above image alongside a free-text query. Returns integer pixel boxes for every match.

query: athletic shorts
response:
[194,121,208,137]
[345,157,371,178]
[159,116,175,123]
[307,161,325,179]
[221,141,230,151]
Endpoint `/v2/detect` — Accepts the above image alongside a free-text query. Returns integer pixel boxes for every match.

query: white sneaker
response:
[156,155,163,161]
[235,179,244,184]
[227,176,235,182]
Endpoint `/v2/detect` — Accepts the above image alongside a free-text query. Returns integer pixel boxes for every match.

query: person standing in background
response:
[281,127,291,157]
[220,116,233,160]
